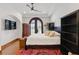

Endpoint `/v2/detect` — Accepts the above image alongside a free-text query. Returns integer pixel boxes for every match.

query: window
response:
[29,17,43,34]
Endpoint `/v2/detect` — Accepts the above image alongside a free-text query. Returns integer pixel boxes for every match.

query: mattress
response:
[26,33,60,45]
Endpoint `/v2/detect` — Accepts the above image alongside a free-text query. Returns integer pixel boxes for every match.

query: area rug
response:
[16,49,62,55]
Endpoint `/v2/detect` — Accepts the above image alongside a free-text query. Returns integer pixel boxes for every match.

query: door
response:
[22,23,30,37]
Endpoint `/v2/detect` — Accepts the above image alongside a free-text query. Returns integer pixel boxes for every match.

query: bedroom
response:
[0,3,79,55]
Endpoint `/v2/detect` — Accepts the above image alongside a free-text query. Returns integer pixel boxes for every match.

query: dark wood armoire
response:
[22,23,30,37]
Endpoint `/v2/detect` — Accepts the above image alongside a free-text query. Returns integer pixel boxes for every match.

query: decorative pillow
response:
[48,31,55,37]
[44,31,60,37]
[54,31,60,36]
[44,31,50,36]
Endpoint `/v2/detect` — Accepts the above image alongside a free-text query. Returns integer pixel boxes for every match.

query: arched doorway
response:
[29,17,43,34]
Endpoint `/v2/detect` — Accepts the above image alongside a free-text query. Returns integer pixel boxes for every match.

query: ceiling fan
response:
[26,3,41,12]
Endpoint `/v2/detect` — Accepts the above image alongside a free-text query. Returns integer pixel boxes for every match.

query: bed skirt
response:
[25,45,60,49]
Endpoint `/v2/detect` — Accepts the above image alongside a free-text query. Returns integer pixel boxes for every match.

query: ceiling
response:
[0,3,59,17]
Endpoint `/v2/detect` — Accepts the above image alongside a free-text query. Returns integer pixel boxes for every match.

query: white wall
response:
[0,11,22,45]
[51,3,79,27]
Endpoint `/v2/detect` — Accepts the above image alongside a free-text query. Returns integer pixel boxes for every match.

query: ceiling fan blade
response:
[33,9,41,12]
[26,4,31,8]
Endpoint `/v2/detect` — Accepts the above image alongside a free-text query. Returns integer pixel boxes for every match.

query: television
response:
[5,19,16,30]
[48,23,54,30]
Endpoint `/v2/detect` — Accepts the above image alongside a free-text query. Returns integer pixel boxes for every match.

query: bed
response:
[26,31,60,49]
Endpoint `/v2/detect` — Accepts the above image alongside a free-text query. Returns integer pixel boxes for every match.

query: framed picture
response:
[48,23,54,30]
[11,21,16,29]
[5,19,11,30]
[5,19,16,30]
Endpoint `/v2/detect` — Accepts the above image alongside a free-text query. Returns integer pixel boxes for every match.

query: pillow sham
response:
[44,31,60,37]
[48,31,55,37]
[44,31,50,36]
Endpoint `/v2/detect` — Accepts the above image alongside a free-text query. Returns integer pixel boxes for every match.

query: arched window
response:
[29,17,43,34]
